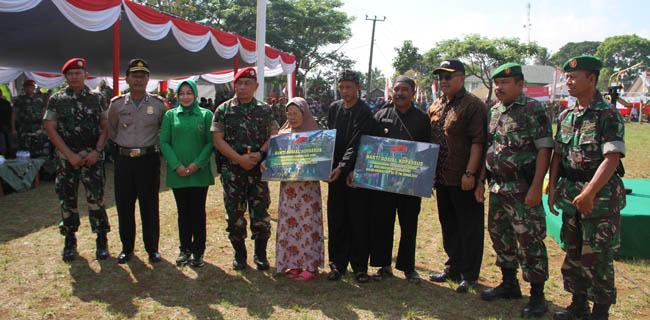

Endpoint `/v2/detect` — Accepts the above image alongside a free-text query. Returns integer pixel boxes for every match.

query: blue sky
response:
[326,0,650,76]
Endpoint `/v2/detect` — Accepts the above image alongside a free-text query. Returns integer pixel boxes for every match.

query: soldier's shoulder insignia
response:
[150,94,167,104]
[110,94,125,103]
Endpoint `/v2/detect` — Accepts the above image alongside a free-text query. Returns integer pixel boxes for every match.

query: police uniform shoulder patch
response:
[150,94,167,104]
[110,94,125,103]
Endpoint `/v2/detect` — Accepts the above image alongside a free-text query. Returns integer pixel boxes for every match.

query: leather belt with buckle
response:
[118,146,158,158]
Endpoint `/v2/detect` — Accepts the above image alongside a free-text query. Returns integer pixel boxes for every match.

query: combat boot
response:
[231,240,248,270]
[587,303,610,320]
[522,282,548,318]
[62,234,77,262]
[95,232,109,260]
[554,294,590,320]
[481,268,522,301]
[253,238,270,271]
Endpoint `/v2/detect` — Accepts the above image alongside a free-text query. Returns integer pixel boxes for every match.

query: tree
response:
[392,40,422,75]
[134,0,354,97]
[534,47,552,66]
[358,67,385,93]
[426,34,545,101]
[549,41,601,67]
[595,34,650,88]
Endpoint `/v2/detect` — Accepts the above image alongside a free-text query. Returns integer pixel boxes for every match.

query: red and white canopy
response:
[0,0,296,80]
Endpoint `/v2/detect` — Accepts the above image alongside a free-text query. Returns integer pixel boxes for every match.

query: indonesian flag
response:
[283,85,288,98]
[431,81,437,99]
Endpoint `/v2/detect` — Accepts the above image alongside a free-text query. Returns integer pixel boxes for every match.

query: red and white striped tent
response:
[0,0,296,96]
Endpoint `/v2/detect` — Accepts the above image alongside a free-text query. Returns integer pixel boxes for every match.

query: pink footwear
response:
[295,270,319,281]
[285,268,302,279]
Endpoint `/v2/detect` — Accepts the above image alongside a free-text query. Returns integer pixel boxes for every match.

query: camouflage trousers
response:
[556,178,621,304]
[55,158,110,236]
[220,164,271,242]
[488,191,549,283]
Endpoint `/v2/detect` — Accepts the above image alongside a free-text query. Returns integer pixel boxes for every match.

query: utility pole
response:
[523,2,531,43]
[366,15,385,101]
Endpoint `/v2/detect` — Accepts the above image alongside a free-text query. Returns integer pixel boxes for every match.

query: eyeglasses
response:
[437,73,463,81]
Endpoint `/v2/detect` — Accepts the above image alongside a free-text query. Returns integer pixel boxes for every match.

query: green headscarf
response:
[176,79,200,110]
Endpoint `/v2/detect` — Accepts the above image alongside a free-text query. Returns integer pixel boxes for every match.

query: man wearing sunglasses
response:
[427,59,488,293]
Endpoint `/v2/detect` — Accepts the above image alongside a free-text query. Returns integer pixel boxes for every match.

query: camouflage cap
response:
[563,55,603,72]
[491,62,523,79]
[337,69,360,84]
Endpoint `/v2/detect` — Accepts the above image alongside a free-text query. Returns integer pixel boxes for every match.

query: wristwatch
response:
[95,146,103,153]
[464,170,475,177]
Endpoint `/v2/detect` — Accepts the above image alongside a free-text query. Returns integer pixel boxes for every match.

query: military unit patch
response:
[569,59,577,68]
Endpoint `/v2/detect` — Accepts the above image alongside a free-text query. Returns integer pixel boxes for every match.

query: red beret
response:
[234,67,257,84]
[278,97,284,101]
[62,58,86,74]
[271,98,276,102]
[23,80,35,87]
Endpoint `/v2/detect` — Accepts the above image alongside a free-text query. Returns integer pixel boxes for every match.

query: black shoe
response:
[456,280,478,293]
[254,238,270,271]
[522,296,548,318]
[190,254,205,268]
[62,234,77,262]
[554,295,590,320]
[148,252,161,263]
[117,252,132,264]
[481,281,523,301]
[587,303,610,320]
[176,250,191,266]
[429,270,461,283]
[95,233,109,260]
[231,240,247,270]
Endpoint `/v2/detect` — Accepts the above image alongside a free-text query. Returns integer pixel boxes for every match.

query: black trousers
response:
[114,153,160,254]
[172,186,208,256]
[327,178,370,273]
[435,184,484,281]
[370,191,421,273]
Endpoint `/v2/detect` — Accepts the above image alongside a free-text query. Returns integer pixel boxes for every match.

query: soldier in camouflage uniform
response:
[43,58,110,262]
[211,67,279,271]
[476,63,553,318]
[12,80,48,157]
[548,56,626,320]
[270,97,287,129]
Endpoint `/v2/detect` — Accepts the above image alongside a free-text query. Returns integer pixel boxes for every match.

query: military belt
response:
[562,168,596,183]
[118,145,159,158]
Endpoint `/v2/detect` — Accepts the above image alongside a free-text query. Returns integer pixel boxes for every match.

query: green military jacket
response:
[487,94,554,194]
[43,86,107,153]
[211,97,278,162]
[14,94,46,134]
[554,90,626,216]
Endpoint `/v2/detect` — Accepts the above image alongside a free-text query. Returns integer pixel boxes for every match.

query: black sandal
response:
[355,272,370,283]
[405,271,422,284]
[327,269,342,281]
[372,267,394,281]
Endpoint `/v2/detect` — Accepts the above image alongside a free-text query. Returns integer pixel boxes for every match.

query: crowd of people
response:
[1,53,626,320]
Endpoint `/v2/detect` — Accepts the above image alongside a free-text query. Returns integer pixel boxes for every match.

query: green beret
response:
[491,63,523,79]
[563,55,603,72]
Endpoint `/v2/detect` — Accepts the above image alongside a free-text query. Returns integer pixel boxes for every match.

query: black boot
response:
[176,248,191,266]
[587,304,610,320]
[62,234,77,262]
[481,268,522,301]
[254,238,270,271]
[95,232,109,260]
[554,294,590,320]
[231,240,247,270]
[522,282,548,318]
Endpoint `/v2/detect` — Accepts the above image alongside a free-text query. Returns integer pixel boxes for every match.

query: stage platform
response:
[544,179,650,259]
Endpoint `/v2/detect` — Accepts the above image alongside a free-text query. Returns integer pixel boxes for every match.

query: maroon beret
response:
[234,67,257,84]
[61,58,86,74]
[23,80,35,87]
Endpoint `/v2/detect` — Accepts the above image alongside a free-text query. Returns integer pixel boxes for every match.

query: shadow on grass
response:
[67,257,565,319]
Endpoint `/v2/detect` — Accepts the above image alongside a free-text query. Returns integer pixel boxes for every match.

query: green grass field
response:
[1,123,649,319]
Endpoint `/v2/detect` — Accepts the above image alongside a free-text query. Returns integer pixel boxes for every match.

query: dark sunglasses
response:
[437,73,463,81]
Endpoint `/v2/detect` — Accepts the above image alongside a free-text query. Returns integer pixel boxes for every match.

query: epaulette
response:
[110,94,126,103]
[150,94,167,103]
